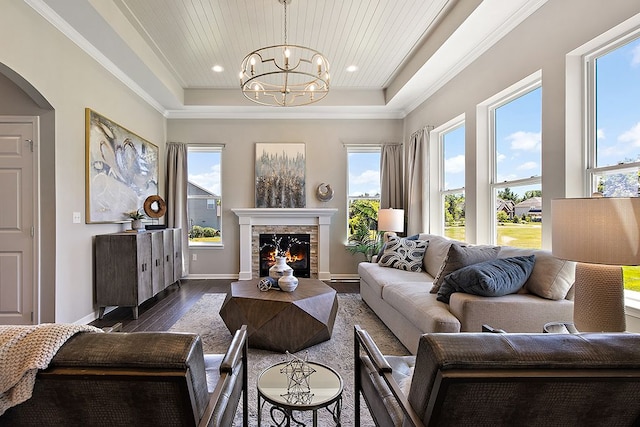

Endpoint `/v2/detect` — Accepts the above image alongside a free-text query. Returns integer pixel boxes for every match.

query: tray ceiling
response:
[28,0,546,118]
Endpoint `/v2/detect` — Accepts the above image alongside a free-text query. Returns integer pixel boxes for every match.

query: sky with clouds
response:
[596,37,640,166]
[188,150,221,196]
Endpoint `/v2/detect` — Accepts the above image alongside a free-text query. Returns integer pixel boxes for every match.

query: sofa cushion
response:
[499,247,575,300]
[436,255,535,303]
[359,261,432,299]
[379,236,429,272]
[382,283,461,333]
[430,244,501,293]
[422,235,455,278]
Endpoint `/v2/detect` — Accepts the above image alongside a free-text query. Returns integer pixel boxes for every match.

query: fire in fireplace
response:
[259,233,311,278]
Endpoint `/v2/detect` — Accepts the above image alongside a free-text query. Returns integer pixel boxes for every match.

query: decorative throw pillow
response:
[430,244,501,293]
[378,236,428,272]
[436,255,536,304]
[376,234,420,263]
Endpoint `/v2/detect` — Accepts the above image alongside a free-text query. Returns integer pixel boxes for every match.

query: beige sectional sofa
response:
[359,233,575,353]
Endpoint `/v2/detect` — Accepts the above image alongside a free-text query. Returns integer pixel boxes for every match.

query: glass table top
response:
[257,361,343,408]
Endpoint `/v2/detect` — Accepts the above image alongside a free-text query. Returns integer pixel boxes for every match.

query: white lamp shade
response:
[551,197,640,266]
[378,208,404,232]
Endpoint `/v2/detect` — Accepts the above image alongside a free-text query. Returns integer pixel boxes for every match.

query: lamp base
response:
[574,263,626,332]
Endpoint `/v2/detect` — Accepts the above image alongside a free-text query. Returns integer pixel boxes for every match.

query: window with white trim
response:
[187,146,223,246]
[490,83,542,249]
[440,121,465,241]
[585,31,640,295]
[346,146,381,241]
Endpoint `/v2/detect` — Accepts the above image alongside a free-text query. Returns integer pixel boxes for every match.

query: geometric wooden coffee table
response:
[219,278,338,353]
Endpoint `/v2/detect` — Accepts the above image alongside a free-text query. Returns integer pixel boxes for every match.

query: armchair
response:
[354,325,640,426]
[1,325,248,427]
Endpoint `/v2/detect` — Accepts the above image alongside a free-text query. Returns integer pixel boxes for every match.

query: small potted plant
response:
[125,209,146,230]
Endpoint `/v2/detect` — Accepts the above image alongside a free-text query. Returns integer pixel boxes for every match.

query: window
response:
[347,147,381,243]
[587,34,640,197]
[440,122,465,241]
[491,83,542,249]
[585,32,640,294]
[187,146,222,246]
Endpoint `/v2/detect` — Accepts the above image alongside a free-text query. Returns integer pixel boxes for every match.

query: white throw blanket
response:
[0,323,103,415]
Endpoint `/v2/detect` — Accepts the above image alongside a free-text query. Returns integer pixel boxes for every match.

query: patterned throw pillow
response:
[378,236,428,272]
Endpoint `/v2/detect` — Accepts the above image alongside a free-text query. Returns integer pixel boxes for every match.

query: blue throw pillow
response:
[436,255,535,304]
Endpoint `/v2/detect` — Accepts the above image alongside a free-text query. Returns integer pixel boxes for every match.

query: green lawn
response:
[189,237,222,243]
[445,223,541,249]
[446,224,640,292]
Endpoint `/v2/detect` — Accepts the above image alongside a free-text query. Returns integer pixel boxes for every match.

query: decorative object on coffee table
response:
[220,279,338,353]
[258,276,279,291]
[278,269,299,292]
[269,255,293,279]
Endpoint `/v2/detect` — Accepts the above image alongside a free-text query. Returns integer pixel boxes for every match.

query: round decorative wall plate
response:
[316,183,334,202]
[143,195,167,218]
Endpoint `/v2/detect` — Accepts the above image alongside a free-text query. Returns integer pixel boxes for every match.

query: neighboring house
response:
[514,197,542,220]
[496,199,515,220]
[187,181,221,231]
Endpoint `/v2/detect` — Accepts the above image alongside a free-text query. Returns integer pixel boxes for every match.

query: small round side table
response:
[257,361,343,426]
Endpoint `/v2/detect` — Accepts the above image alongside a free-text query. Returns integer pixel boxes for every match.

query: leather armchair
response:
[1,325,248,427]
[354,325,640,426]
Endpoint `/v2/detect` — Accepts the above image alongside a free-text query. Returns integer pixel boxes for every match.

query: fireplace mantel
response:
[232,208,338,280]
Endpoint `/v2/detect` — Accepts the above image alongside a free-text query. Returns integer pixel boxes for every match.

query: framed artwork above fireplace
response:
[255,142,306,208]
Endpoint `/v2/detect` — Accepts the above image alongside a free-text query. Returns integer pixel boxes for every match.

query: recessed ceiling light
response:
[346,65,358,72]
[212,65,224,72]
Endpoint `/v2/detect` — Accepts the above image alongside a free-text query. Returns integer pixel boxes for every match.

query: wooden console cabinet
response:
[95,228,183,319]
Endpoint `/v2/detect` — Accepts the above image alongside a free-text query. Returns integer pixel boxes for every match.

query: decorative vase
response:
[131,219,143,230]
[278,269,298,292]
[269,256,292,279]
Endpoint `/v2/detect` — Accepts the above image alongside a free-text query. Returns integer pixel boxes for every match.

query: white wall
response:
[0,1,166,323]
[167,118,403,278]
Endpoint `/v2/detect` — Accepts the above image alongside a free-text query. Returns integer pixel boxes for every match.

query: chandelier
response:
[239,0,330,107]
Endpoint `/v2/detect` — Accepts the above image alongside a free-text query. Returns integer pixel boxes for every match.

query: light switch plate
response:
[72,212,81,223]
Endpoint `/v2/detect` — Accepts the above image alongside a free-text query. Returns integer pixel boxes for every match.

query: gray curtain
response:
[405,128,428,235]
[380,144,403,209]
[166,142,189,277]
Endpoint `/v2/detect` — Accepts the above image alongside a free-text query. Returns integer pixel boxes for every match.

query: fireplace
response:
[232,208,337,280]
[259,233,311,278]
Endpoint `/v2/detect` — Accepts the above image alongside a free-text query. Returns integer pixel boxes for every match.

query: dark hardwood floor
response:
[89,279,359,332]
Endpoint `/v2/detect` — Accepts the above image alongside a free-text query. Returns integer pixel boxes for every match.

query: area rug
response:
[169,293,410,426]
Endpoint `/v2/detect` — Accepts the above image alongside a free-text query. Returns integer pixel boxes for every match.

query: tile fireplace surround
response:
[232,208,338,280]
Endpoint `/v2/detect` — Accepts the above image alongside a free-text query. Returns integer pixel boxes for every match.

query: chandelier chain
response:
[283,0,287,46]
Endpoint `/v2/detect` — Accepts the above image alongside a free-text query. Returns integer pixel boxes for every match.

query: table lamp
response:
[551,196,640,332]
[377,208,404,243]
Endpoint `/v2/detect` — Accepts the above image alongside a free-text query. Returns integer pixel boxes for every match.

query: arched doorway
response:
[0,63,55,324]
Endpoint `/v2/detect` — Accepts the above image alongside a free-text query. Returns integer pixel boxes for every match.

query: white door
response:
[0,119,36,324]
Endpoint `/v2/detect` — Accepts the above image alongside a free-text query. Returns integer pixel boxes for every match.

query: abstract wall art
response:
[85,108,159,223]
[255,142,306,208]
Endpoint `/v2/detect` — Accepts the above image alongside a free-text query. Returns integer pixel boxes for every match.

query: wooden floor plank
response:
[90,279,358,332]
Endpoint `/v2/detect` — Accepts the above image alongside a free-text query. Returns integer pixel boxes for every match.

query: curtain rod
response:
[342,142,401,148]
[411,125,434,138]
